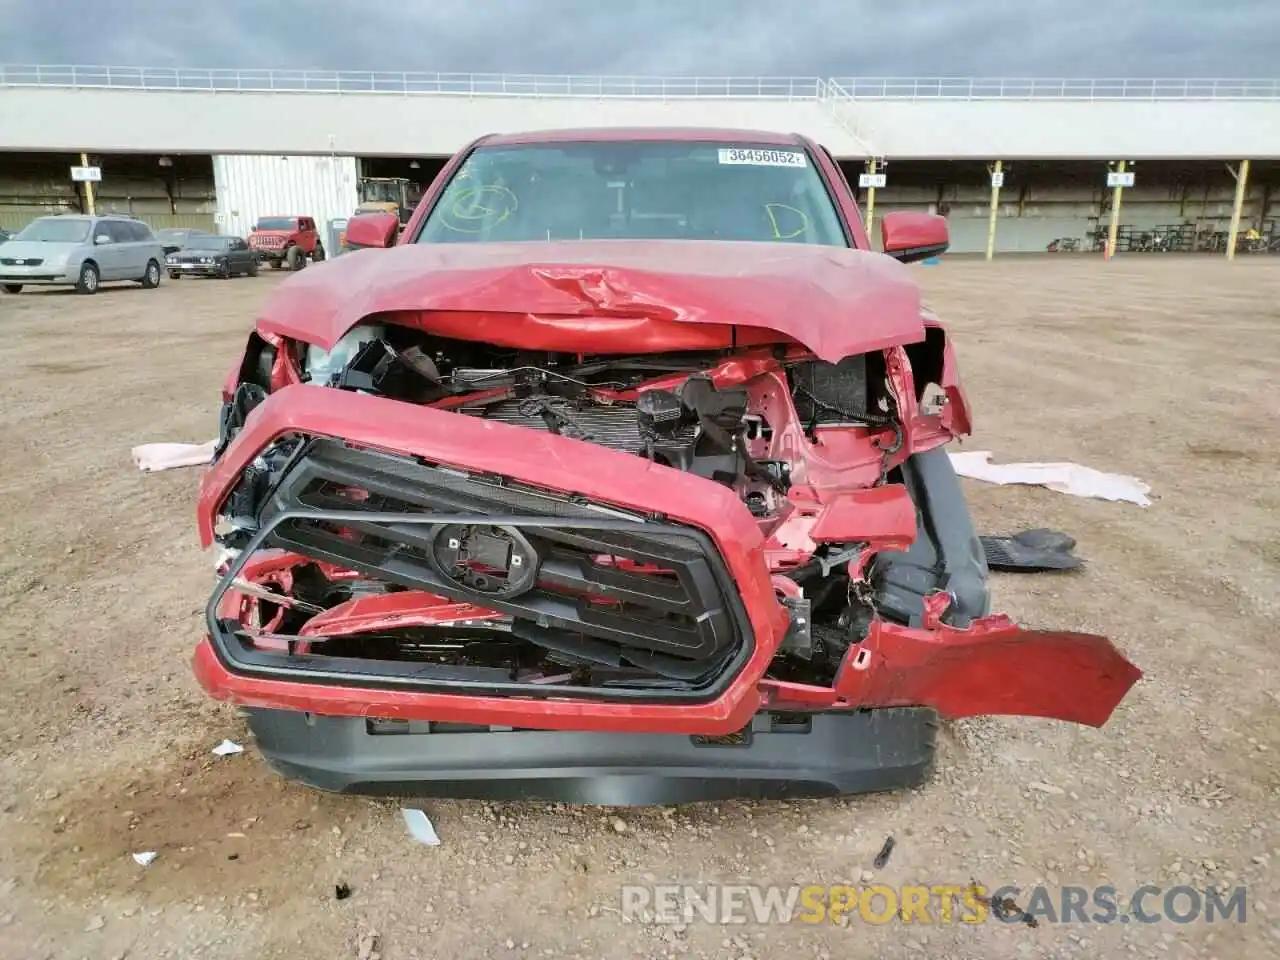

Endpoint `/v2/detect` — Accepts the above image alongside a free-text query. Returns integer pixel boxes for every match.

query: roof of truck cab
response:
[479,128,807,146]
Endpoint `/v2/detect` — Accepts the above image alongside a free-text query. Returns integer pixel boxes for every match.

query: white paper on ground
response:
[132,851,158,866]
[948,451,1152,507]
[401,808,441,845]
[212,739,245,757]
[131,439,217,472]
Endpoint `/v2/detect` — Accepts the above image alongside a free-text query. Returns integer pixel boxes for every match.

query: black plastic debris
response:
[980,529,1084,573]
[873,836,895,869]
[334,882,352,901]
[969,880,1038,927]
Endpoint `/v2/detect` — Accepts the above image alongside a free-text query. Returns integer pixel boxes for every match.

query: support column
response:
[80,151,96,216]
[864,158,879,237]
[1226,159,1251,261]
[1106,161,1127,259]
[985,160,1003,261]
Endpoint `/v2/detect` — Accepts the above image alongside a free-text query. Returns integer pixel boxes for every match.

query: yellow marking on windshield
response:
[764,203,809,240]
[440,184,519,233]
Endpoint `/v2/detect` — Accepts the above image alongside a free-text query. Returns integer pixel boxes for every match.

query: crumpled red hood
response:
[255,240,926,363]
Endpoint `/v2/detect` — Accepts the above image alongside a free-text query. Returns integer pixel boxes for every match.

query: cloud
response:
[1,0,1276,77]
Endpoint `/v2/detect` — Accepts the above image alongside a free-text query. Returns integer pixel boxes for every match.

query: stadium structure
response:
[1,66,1278,256]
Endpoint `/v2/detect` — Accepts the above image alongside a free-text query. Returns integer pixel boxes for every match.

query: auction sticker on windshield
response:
[718,148,807,167]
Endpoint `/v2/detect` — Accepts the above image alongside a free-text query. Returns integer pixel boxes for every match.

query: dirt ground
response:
[0,257,1276,960]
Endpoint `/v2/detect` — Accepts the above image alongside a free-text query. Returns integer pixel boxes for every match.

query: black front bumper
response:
[245,706,937,804]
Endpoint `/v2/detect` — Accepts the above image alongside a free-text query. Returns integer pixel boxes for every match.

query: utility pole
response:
[80,151,96,215]
[1226,159,1251,261]
[1106,160,1127,259]
[864,157,880,238]
[986,160,1004,261]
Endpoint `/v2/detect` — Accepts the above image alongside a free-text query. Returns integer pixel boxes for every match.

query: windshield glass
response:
[417,141,847,247]
[157,229,187,240]
[255,218,295,231]
[15,218,92,243]
[187,235,231,250]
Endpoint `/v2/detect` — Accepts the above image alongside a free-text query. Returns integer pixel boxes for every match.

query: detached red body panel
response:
[193,127,1140,802]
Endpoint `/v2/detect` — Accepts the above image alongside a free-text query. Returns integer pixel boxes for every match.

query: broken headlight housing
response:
[302,324,386,386]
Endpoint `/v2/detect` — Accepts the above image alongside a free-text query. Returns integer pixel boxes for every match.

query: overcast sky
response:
[2,1,1276,77]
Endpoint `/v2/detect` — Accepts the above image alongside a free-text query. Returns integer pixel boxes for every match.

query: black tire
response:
[285,246,304,271]
[248,259,259,277]
[270,259,283,270]
[140,259,161,289]
[75,261,100,295]
[168,271,180,280]
[220,262,232,280]
[312,244,326,263]
[2,283,21,294]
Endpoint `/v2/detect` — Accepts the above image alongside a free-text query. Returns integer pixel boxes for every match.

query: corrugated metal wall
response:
[212,154,359,240]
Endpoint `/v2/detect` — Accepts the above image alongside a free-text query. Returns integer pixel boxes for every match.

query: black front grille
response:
[229,439,750,687]
[0,257,42,266]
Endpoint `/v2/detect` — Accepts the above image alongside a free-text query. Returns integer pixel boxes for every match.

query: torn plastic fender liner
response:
[832,613,1142,728]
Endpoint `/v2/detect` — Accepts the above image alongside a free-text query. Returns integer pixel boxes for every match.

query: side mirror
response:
[881,211,949,263]
[344,212,400,250]
[94,234,111,245]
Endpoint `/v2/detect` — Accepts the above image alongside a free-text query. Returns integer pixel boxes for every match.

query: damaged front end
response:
[194,264,1140,802]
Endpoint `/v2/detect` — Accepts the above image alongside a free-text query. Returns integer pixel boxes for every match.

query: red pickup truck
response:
[197,128,1140,804]
[246,215,325,270]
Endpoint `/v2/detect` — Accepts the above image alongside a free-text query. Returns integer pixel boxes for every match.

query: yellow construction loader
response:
[341,178,423,250]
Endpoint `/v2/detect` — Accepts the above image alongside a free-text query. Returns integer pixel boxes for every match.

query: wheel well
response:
[81,258,98,270]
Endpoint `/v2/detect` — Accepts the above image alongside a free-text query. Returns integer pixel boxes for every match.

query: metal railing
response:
[0,66,821,99]
[829,76,1280,100]
[817,80,874,155]
[2,65,1277,101]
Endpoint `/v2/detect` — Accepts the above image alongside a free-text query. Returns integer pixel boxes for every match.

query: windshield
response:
[15,218,92,243]
[157,229,187,240]
[255,218,296,231]
[187,235,231,250]
[417,141,847,247]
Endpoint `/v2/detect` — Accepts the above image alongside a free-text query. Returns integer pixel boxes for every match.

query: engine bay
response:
[293,323,901,512]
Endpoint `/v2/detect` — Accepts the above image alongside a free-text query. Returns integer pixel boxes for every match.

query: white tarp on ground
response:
[948,450,1152,507]
[130,440,217,472]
